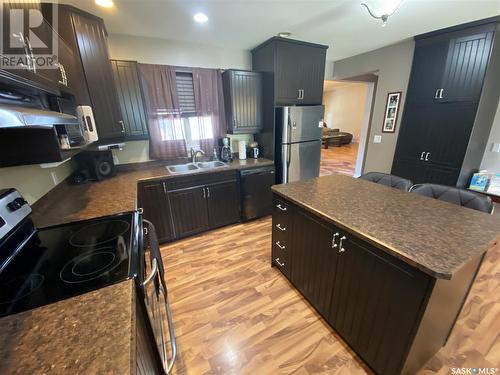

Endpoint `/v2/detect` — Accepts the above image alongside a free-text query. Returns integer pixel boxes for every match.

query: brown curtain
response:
[192,68,226,153]
[138,63,187,159]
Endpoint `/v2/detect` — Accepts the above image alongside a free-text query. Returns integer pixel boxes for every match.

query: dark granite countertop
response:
[272,174,500,279]
[0,280,135,374]
[32,158,273,228]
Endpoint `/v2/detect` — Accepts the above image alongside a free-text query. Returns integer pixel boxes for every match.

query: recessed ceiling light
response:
[193,12,208,23]
[278,32,292,38]
[95,0,114,8]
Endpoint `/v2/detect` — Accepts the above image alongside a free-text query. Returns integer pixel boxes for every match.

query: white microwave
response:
[76,105,98,143]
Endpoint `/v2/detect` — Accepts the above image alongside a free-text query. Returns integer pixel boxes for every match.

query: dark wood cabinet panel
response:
[137,181,173,243]
[327,236,429,375]
[392,19,499,187]
[223,70,263,134]
[168,186,209,239]
[71,12,124,141]
[111,60,149,140]
[206,181,241,229]
[251,37,328,106]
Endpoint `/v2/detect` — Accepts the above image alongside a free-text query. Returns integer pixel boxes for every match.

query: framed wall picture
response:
[382,91,402,133]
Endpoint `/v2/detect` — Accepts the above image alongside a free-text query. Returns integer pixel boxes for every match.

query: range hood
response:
[0,104,79,128]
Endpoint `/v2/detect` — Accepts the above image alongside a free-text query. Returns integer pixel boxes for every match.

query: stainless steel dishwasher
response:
[239,165,276,221]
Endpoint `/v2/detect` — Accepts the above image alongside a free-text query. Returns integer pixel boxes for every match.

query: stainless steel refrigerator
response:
[275,105,324,184]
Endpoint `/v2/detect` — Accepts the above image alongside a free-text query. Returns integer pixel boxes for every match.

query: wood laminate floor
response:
[161,217,500,375]
[320,143,359,177]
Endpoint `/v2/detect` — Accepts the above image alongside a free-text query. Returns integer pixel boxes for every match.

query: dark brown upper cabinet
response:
[111,60,149,140]
[222,70,263,134]
[42,4,124,142]
[251,37,328,106]
[392,18,500,187]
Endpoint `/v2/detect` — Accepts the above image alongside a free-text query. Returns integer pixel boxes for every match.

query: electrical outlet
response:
[491,142,500,153]
[373,135,382,144]
[50,171,59,186]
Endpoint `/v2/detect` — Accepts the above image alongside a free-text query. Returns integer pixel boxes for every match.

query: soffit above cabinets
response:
[56,0,499,61]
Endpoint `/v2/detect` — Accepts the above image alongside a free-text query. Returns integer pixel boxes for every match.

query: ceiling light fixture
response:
[278,32,292,38]
[193,12,208,23]
[95,0,114,8]
[361,0,403,27]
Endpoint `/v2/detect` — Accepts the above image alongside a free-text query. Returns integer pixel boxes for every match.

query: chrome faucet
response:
[190,148,205,163]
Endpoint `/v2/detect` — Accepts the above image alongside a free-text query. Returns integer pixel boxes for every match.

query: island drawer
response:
[271,241,289,277]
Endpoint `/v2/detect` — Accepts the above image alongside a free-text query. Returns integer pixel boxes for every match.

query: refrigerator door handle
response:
[282,144,291,184]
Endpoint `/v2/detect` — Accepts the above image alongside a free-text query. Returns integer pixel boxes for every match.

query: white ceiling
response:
[59,0,500,61]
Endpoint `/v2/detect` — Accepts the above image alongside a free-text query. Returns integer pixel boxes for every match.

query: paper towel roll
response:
[238,140,247,160]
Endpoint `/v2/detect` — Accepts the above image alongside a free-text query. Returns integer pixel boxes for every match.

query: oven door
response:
[141,219,177,374]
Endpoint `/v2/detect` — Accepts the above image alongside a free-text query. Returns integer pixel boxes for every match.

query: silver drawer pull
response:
[275,241,285,250]
[276,224,286,231]
[276,204,287,211]
[331,232,339,248]
[275,258,285,267]
[339,236,347,253]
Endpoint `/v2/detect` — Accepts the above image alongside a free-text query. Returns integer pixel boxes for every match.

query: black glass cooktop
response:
[0,212,138,318]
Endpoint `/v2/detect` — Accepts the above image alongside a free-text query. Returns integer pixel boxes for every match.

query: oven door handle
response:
[160,282,177,374]
[141,258,158,287]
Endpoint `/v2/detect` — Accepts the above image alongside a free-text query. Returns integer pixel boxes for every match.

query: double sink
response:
[166,160,228,174]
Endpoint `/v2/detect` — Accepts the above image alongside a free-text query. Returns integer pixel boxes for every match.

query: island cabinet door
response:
[326,235,431,375]
[290,209,339,317]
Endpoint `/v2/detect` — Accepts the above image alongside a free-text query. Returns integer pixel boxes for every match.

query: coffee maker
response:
[218,137,232,162]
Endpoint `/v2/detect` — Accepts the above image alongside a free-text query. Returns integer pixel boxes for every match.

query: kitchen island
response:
[271,174,500,375]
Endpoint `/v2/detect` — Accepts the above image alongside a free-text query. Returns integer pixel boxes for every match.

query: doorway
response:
[320,78,376,177]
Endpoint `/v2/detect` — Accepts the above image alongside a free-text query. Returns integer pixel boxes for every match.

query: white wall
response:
[108,34,251,70]
[323,83,369,142]
[0,161,74,204]
[333,40,415,174]
[480,100,500,172]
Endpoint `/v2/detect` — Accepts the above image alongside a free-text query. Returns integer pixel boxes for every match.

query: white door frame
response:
[354,82,375,177]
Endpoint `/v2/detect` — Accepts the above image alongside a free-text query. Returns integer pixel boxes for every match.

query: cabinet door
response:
[206,181,240,229]
[439,25,494,103]
[275,42,302,105]
[226,71,263,134]
[391,159,427,185]
[111,60,149,140]
[137,181,173,243]
[291,209,337,317]
[71,13,124,140]
[300,46,326,105]
[327,236,430,375]
[168,187,209,238]
[405,38,449,106]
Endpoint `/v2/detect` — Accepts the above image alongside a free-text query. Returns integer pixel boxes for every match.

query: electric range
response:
[0,188,175,373]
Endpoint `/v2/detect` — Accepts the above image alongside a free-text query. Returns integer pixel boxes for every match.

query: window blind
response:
[175,72,196,115]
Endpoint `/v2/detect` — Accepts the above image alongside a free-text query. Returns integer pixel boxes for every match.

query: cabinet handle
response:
[275,258,285,267]
[202,188,206,199]
[439,89,444,99]
[275,241,286,250]
[339,236,347,253]
[420,151,425,161]
[434,89,440,99]
[119,120,125,133]
[297,89,301,100]
[425,152,430,161]
[301,89,305,99]
[331,232,339,248]
[276,204,287,211]
[206,187,210,198]
[276,223,286,231]
[162,182,167,194]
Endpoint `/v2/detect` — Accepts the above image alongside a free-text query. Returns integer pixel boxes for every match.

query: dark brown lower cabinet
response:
[135,294,163,375]
[169,186,210,238]
[137,181,173,243]
[272,193,483,375]
[206,181,241,228]
[137,171,241,243]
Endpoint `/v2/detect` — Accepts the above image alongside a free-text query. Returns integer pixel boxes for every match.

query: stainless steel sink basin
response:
[166,163,200,174]
[196,161,227,169]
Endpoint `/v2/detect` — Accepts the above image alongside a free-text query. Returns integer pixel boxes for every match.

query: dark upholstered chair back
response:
[410,184,494,214]
[359,172,413,192]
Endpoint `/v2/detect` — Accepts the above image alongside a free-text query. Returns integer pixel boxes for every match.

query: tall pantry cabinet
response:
[392,17,500,187]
